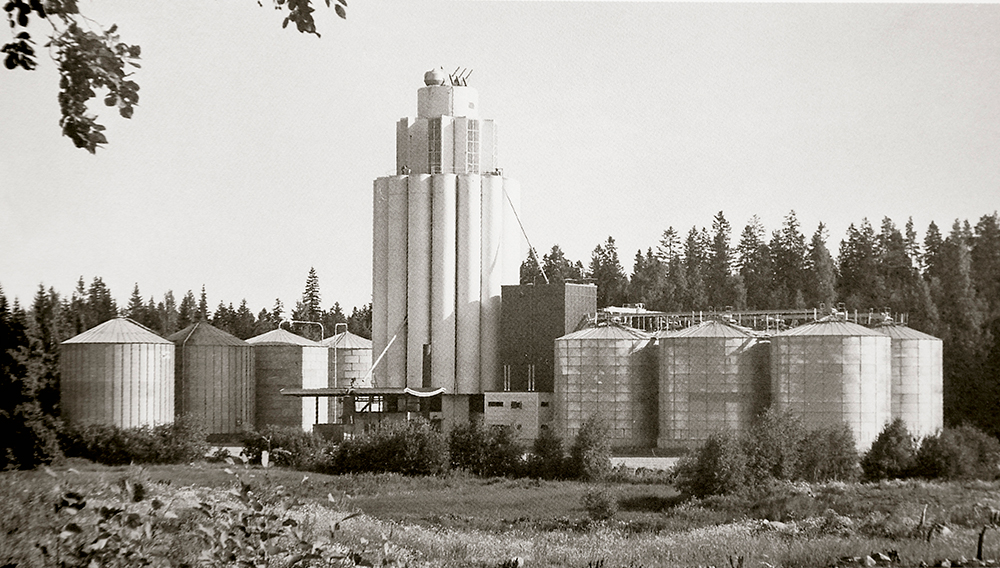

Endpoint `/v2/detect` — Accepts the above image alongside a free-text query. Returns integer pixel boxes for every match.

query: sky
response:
[1,1,998,317]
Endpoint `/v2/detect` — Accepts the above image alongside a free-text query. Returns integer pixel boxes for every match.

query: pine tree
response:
[198,286,209,321]
[542,245,585,282]
[736,216,772,310]
[178,290,197,329]
[770,211,807,309]
[706,211,744,309]
[629,248,666,309]
[972,213,1000,319]
[657,227,688,311]
[302,267,322,322]
[159,290,178,335]
[86,277,118,324]
[923,221,944,279]
[683,227,709,310]
[587,237,628,308]
[804,223,837,308]
[348,303,372,339]
[837,219,884,310]
[232,300,257,340]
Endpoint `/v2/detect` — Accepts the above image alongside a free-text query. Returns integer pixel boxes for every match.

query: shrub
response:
[582,486,618,521]
[915,424,1000,480]
[744,407,804,483]
[240,425,326,470]
[797,423,859,482]
[0,405,62,470]
[861,418,916,481]
[60,415,207,465]
[674,430,749,498]
[449,419,524,477]
[568,414,612,482]
[328,418,448,476]
[528,426,566,480]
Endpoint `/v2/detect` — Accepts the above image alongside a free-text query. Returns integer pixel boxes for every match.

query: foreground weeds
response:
[5,464,1000,567]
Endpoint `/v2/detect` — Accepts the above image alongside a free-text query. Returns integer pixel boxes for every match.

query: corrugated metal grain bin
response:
[168,322,254,435]
[246,329,327,432]
[658,320,769,451]
[554,325,657,449]
[319,330,372,422]
[771,318,891,450]
[876,323,943,438]
[60,317,174,428]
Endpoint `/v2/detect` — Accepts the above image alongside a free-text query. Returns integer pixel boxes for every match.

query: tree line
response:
[522,210,1000,437]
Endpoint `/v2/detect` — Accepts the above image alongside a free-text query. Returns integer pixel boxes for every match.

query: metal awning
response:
[279,386,446,398]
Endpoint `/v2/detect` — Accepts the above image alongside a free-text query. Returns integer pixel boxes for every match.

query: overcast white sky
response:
[1,2,998,315]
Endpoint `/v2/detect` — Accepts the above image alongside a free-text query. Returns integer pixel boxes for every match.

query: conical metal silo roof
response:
[319,331,372,349]
[775,318,886,337]
[62,317,170,344]
[167,321,248,346]
[670,319,753,338]
[875,323,941,341]
[246,328,322,346]
[556,324,652,341]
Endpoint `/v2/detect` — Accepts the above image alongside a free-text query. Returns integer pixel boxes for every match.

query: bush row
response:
[862,418,1000,481]
[675,410,1000,499]
[59,416,209,465]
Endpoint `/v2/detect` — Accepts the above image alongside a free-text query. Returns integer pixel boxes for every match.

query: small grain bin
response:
[246,328,327,432]
[657,320,769,452]
[319,329,372,422]
[168,322,254,435]
[554,324,657,449]
[875,323,943,438]
[771,318,891,450]
[60,317,174,428]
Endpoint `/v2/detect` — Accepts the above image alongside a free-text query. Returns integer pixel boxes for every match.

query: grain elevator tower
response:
[372,68,523,427]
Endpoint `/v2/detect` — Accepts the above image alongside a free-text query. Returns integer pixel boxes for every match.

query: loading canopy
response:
[279,386,446,398]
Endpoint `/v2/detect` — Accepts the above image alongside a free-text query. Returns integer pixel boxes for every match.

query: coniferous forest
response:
[2,210,999,466]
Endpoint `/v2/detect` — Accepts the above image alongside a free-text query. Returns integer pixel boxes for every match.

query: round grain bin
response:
[875,323,943,438]
[658,320,769,452]
[554,324,657,449]
[168,322,254,435]
[60,317,174,428]
[771,318,891,450]
[319,330,372,422]
[246,328,328,432]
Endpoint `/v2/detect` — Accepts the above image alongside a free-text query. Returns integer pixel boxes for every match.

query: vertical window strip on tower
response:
[467,120,479,173]
[428,118,442,174]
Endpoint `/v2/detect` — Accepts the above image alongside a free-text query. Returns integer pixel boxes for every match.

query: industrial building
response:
[56,71,945,456]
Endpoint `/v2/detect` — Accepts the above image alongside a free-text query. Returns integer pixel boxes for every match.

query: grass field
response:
[4,460,1000,568]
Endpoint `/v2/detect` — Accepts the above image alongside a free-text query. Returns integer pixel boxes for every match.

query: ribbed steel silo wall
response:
[372,177,390,380]
[479,174,504,391]
[771,334,890,450]
[658,336,769,451]
[430,173,457,391]
[254,345,304,430]
[407,174,432,389]
[890,336,943,438]
[554,337,657,449]
[301,345,328,430]
[456,174,482,393]
[60,342,174,428]
[385,175,409,388]
[176,343,254,435]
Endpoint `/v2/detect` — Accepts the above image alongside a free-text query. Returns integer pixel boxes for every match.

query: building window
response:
[487,401,504,408]
[511,401,523,409]
[540,401,549,408]
[527,364,536,392]
[466,120,479,173]
[355,395,385,413]
[503,364,511,391]
[428,118,442,174]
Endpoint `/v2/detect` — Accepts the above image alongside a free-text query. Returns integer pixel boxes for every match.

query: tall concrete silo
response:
[554,325,657,449]
[60,317,174,428]
[771,318,891,450]
[657,320,770,452]
[371,70,521,411]
[876,323,944,438]
[168,321,254,435]
[246,328,327,432]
